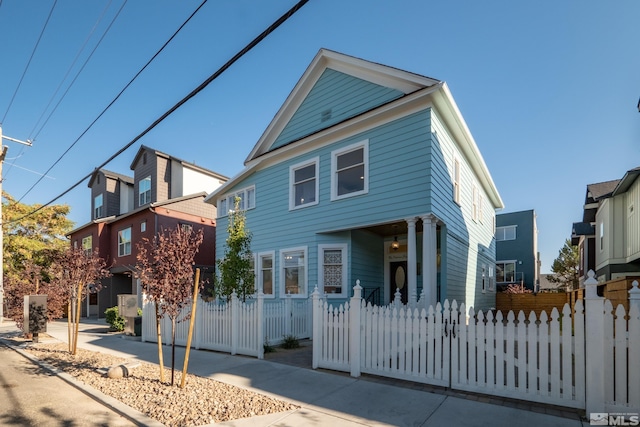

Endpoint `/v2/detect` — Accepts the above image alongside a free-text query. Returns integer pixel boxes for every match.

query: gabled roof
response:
[612,166,640,196]
[245,49,441,163]
[87,169,133,188]
[206,49,503,209]
[130,145,229,181]
[586,179,620,203]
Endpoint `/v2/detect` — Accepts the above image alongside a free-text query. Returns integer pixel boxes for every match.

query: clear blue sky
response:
[1,0,638,273]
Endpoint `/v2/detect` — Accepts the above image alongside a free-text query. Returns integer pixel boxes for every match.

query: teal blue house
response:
[205,50,503,311]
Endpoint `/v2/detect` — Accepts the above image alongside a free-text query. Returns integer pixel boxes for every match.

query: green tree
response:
[2,192,74,330]
[548,239,580,291]
[215,197,254,302]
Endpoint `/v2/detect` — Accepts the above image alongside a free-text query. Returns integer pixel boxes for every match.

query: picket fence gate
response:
[142,291,311,359]
[312,275,640,415]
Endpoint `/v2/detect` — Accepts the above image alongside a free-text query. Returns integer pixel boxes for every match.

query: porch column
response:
[421,214,438,309]
[405,217,418,307]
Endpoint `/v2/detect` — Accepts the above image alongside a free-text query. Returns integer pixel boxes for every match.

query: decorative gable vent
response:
[321,109,332,122]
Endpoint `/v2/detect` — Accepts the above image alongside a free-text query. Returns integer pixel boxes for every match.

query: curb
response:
[0,338,165,427]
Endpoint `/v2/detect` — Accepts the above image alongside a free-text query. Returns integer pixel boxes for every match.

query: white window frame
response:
[318,244,348,298]
[488,266,495,291]
[472,184,478,222]
[496,225,517,241]
[139,176,151,206]
[141,220,146,233]
[331,140,369,201]
[279,246,308,298]
[82,235,92,255]
[257,251,275,298]
[94,194,103,219]
[481,264,486,293]
[599,221,604,252]
[289,157,319,210]
[217,185,256,217]
[118,227,132,257]
[453,157,461,205]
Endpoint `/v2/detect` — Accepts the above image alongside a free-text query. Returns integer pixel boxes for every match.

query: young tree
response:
[49,246,110,354]
[548,239,580,291]
[136,225,204,386]
[216,197,254,302]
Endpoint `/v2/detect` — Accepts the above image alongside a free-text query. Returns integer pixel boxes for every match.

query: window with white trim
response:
[141,220,146,232]
[600,221,604,251]
[472,184,478,222]
[290,158,318,209]
[280,247,307,297]
[488,266,495,291]
[118,227,132,257]
[139,176,151,205]
[258,252,275,297]
[217,186,256,217]
[331,140,368,200]
[453,158,461,204]
[94,194,103,219]
[82,236,92,255]
[478,194,484,223]
[496,225,516,241]
[319,244,347,297]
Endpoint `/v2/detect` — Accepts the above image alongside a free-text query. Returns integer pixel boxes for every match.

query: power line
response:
[4,0,119,181]
[15,0,203,203]
[1,0,58,124]
[9,0,309,225]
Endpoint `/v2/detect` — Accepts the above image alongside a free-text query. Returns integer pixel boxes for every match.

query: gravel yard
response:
[24,342,298,427]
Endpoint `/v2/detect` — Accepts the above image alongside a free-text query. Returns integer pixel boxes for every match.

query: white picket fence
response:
[142,292,311,359]
[312,275,640,415]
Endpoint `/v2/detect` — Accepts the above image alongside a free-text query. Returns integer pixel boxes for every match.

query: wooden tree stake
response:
[180,268,200,388]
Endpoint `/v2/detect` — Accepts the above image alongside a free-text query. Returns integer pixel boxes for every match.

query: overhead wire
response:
[8,0,309,224]
[1,0,58,125]
[14,0,200,203]
[4,0,117,180]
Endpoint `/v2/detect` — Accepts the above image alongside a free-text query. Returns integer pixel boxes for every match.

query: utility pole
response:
[0,125,32,323]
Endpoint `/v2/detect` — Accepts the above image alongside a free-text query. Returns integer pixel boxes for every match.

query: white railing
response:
[311,275,640,414]
[142,292,311,359]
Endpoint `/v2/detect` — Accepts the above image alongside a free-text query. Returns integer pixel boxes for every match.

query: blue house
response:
[205,49,503,311]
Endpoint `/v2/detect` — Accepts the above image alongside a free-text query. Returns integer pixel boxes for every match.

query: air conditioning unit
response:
[117,294,139,335]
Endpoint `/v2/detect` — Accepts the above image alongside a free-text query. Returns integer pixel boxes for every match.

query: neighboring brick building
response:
[69,145,227,317]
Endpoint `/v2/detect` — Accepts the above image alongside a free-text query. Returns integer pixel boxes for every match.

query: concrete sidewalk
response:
[2,318,588,427]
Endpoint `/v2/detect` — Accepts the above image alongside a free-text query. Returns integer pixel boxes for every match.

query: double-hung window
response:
[118,227,132,257]
[290,158,318,210]
[139,176,151,206]
[280,247,307,297]
[94,194,103,219]
[331,140,368,200]
[217,186,256,217]
[82,236,92,255]
[257,252,275,297]
[319,244,347,297]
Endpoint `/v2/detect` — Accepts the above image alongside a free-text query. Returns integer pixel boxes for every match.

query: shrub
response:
[105,306,125,331]
[264,337,276,353]
[281,334,300,349]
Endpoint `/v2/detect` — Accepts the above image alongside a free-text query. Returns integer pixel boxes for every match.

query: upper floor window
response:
[453,158,461,205]
[139,176,151,206]
[94,194,103,219]
[118,227,132,257]
[496,225,516,241]
[141,220,146,233]
[599,221,604,251]
[472,184,479,222]
[290,158,318,210]
[217,186,256,217]
[82,236,92,255]
[331,140,368,200]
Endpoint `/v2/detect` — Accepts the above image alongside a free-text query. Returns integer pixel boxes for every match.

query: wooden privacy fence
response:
[142,292,311,359]
[312,274,640,415]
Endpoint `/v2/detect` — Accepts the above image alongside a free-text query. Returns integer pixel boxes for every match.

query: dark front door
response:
[389,261,408,304]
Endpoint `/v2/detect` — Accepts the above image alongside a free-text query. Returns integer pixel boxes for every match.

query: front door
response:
[389,261,408,304]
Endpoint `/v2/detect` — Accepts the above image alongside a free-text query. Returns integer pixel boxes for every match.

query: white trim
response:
[279,246,308,298]
[289,157,319,210]
[496,225,517,241]
[257,251,276,298]
[217,185,256,217]
[118,227,132,257]
[139,175,151,206]
[94,193,103,219]
[331,140,369,201]
[453,157,461,205]
[318,244,348,298]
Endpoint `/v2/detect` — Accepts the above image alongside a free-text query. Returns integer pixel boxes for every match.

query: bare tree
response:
[136,225,204,386]
[49,246,110,354]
